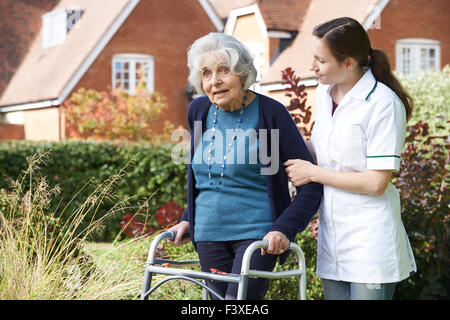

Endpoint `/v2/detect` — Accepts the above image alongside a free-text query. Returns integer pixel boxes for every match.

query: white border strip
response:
[224,4,267,37]
[362,0,390,30]
[267,31,292,39]
[260,78,318,92]
[197,0,224,32]
[0,99,61,112]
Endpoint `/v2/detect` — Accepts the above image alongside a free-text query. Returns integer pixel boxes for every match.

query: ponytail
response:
[313,17,414,120]
[369,49,413,120]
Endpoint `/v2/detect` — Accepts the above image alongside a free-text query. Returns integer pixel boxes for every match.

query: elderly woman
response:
[169,33,322,300]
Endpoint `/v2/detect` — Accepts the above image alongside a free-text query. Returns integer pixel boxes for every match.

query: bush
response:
[62,86,175,143]
[392,120,449,299]
[0,140,187,241]
[397,65,449,136]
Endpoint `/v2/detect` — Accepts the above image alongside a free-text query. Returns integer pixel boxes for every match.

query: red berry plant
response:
[154,200,185,229]
[120,213,154,238]
[282,67,318,239]
[281,67,314,140]
[119,201,185,239]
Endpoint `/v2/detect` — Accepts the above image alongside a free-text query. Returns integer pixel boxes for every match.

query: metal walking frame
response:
[140,231,307,300]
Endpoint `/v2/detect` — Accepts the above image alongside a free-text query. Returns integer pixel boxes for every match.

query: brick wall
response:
[72,0,218,132]
[0,123,25,140]
[368,0,450,70]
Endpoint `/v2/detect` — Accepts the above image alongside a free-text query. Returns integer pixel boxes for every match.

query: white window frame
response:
[42,9,67,48]
[396,38,441,76]
[112,54,154,95]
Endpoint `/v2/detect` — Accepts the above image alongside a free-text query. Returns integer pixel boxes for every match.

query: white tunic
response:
[311,69,417,283]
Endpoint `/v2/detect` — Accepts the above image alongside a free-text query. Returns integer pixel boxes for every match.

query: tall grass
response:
[0,151,149,299]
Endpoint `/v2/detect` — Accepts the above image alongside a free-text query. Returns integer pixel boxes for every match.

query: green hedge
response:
[0,140,187,241]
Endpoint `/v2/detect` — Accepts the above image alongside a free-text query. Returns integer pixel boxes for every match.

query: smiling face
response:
[200,56,245,111]
[310,36,348,85]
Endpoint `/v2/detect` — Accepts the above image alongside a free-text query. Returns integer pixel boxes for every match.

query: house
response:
[1,0,448,142]
[0,0,222,141]
[218,0,449,121]
[219,0,311,106]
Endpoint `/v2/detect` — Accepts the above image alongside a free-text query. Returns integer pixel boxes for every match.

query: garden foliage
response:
[281,67,314,139]
[0,140,187,241]
[397,65,450,136]
[0,66,447,300]
[62,86,174,143]
[0,152,144,299]
[392,120,449,299]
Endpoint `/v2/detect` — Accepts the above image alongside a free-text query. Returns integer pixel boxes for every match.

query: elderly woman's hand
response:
[167,221,190,245]
[284,159,316,187]
[261,231,290,255]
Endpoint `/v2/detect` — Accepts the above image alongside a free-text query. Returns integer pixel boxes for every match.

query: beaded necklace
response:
[207,91,248,189]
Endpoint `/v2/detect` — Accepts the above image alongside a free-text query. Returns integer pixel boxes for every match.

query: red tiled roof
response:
[262,0,380,83]
[0,0,60,97]
[208,0,255,20]
[257,0,311,31]
[0,0,133,106]
[209,0,310,31]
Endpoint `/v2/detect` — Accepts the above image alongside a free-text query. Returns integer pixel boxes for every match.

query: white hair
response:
[187,33,257,95]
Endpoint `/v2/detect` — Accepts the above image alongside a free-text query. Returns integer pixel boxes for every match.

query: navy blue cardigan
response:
[181,92,322,258]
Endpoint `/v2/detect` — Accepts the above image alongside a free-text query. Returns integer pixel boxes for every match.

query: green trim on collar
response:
[367,155,400,159]
[365,81,378,101]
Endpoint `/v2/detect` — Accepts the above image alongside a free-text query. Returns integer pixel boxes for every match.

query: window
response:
[112,54,154,95]
[42,9,67,48]
[42,8,84,48]
[396,39,441,76]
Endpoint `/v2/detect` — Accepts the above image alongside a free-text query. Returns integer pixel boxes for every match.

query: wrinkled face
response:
[310,36,347,85]
[200,57,244,111]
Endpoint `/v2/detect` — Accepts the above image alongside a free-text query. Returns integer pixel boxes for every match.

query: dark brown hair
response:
[313,17,413,120]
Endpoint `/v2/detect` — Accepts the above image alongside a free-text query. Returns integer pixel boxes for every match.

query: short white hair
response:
[187,33,257,96]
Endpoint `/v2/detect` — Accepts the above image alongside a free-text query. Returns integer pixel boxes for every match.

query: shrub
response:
[266,227,323,300]
[392,120,449,299]
[62,85,175,143]
[119,200,185,239]
[0,140,187,241]
[281,67,314,139]
[397,65,449,136]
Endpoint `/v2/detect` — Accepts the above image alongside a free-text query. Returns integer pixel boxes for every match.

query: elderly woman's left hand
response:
[284,159,316,187]
[261,231,290,255]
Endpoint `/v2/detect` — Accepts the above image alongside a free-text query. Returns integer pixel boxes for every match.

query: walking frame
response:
[141,231,307,300]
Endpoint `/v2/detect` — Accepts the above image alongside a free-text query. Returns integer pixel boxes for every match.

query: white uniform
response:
[311,69,417,283]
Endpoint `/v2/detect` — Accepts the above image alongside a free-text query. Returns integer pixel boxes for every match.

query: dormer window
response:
[42,8,84,48]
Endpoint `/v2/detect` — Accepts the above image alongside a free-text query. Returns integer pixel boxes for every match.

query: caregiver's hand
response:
[284,159,316,187]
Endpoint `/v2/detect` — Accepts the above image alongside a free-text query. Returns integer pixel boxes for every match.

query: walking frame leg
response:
[142,233,307,300]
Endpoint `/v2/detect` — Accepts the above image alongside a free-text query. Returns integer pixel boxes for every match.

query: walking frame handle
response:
[237,239,307,300]
[142,231,307,300]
